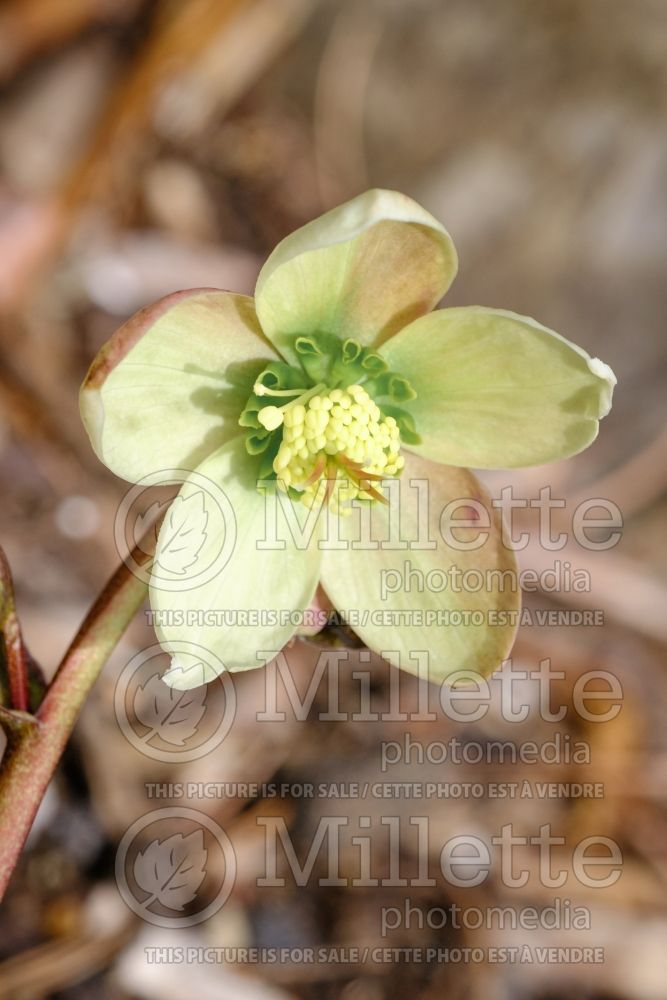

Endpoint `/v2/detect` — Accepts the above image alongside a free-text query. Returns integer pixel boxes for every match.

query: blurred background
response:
[0,0,666,997]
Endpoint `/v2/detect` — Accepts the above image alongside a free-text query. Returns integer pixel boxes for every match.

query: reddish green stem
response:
[4,613,29,712]
[0,549,30,712]
[0,544,152,898]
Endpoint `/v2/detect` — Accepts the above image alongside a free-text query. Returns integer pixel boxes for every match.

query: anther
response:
[272,384,404,510]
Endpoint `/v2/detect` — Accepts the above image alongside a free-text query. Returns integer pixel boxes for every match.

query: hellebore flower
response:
[80,190,615,688]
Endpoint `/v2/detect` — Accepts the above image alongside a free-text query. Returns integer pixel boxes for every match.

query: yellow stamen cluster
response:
[271,384,404,511]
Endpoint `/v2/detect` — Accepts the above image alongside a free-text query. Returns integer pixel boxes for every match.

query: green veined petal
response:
[379,307,616,468]
[149,437,322,683]
[80,290,278,484]
[255,189,458,365]
[319,451,519,683]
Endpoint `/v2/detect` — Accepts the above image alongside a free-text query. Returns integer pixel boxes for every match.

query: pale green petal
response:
[255,189,458,364]
[379,307,616,468]
[149,437,322,684]
[80,290,278,483]
[319,452,518,682]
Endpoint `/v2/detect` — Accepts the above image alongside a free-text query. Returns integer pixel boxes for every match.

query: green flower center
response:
[239,335,420,512]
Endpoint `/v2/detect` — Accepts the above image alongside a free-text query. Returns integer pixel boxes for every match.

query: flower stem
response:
[0,539,153,898]
[0,549,30,712]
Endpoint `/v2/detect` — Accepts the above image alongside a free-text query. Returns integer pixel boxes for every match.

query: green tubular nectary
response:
[239,336,418,512]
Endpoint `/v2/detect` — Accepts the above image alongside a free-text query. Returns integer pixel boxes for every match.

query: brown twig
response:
[313,2,383,207]
[0,919,137,997]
